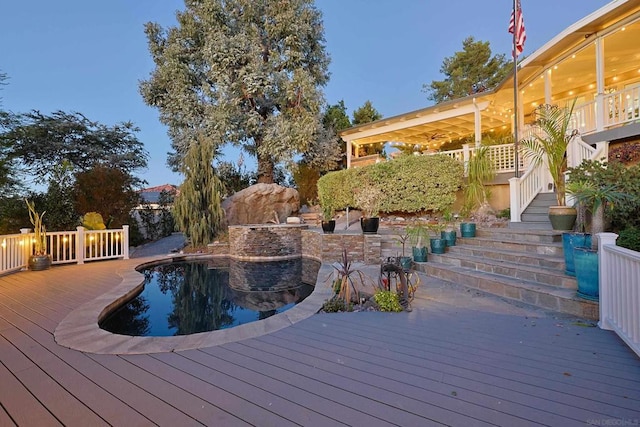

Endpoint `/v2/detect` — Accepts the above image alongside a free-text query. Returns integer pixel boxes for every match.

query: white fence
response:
[598,233,640,358]
[0,226,129,275]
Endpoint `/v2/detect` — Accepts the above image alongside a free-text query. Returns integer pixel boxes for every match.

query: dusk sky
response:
[1,0,610,188]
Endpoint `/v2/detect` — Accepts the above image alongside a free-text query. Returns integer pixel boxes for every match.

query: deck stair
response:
[509,192,556,230]
[387,227,599,319]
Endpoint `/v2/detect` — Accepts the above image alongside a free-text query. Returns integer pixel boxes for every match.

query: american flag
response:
[509,0,526,56]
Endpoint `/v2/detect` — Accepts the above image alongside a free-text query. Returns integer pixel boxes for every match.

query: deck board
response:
[0,256,638,426]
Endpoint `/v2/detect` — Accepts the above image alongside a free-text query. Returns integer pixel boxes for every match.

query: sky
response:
[1,0,612,188]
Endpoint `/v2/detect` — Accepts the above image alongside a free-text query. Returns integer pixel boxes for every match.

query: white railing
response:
[509,161,544,222]
[0,225,129,275]
[0,233,29,275]
[598,233,640,358]
[567,136,597,168]
[438,148,465,163]
[603,83,640,128]
[433,143,524,175]
[571,100,597,135]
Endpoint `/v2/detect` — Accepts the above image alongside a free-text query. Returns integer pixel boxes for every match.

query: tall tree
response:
[352,100,382,125]
[424,36,511,104]
[172,138,225,246]
[0,71,20,197]
[352,100,384,156]
[140,0,330,183]
[2,110,148,185]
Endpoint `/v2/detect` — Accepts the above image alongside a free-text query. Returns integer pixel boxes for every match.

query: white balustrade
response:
[0,225,130,275]
[599,233,640,358]
[603,83,640,128]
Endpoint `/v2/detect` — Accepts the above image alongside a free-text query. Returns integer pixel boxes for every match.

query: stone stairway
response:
[509,192,556,230]
[407,227,599,320]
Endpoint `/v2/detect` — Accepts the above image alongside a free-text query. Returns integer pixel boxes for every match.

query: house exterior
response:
[339,0,640,221]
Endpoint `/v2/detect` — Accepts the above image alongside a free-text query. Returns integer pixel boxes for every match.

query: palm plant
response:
[566,180,632,250]
[521,100,577,206]
[464,146,495,214]
[25,199,47,256]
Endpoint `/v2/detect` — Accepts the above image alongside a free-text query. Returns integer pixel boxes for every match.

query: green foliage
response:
[81,212,106,230]
[293,163,320,206]
[25,199,46,255]
[464,146,496,212]
[43,160,77,231]
[323,100,351,131]
[521,100,577,206]
[568,160,640,231]
[173,139,225,247]
[373,290,403,312]
[352,100,382,125]
[216,157,255,197]
[424,36,511,103]
[496,208,510,219]
[406,222,430,248]
[2,110,148,186]
[617,226,640,252]
[322,297,353,313]
[74,165,140,228]
[140,0,330,183]
[317,155,463,215]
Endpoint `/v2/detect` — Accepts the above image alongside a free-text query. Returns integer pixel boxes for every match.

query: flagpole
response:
[513,0,520,178]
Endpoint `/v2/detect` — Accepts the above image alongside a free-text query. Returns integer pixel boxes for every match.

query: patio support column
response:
[473,98,481,147]
[346,140,352,168]
[544,69,552,105]
[595,36,605,131]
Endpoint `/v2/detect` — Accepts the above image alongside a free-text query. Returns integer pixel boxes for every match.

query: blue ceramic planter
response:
[441,230,457,247]
[562,233,591,276]
[412,246,427,262]
[430,238,446,254]
[460,222,476,238]
[573,246,599,301]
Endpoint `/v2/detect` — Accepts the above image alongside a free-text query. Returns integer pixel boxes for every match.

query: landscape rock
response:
[222,183,300,225]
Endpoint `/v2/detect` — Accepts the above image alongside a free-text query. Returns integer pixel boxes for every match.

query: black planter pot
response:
[460,222,476,238]
[430,238,447,254]
[561,232,591,276]
[412,246,427,262]
[321,220,336,234]
[441,230,457,246]
[28,254,52,271]
[360,217,380,234]
[574,246,599,301]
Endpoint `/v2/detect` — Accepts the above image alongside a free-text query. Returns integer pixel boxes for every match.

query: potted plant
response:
[428,222,447,254]
[440,209,457,247]
[393,228,413,269]
[407,221,428,262]
[521,100,578,230]
[320,205,336,234]
[566,178,631,300]
[25,199,52,271]
[354,184,382,234]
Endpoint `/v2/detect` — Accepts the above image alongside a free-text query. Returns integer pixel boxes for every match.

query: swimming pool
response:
[100,258,319,337]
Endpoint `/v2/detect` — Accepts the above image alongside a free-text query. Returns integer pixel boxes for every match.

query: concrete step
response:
[428,252,575,289]
[459,236,564,256]
[521,213,549,222]
[415,262,598,320]
[446,245,566,270]
[508,221,553,230]
[474,228,562,244]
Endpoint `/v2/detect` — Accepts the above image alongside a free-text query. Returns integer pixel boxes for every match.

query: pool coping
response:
[54,255,335,354]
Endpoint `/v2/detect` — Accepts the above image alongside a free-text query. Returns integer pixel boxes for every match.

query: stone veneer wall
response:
[301,230,381,264]
[228,224,307,261]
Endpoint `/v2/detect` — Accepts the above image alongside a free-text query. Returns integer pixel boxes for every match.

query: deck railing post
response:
[598,232,618,331]
[508,177,521,222]
[76,226,85,265]
[123,225,130,260]
[20,228,31,270]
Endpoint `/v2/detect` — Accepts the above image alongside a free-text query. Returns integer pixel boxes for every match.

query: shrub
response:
[317,155,463,214]
[617,226,640,252]
[373,290,403,312]
[322,297,353,313]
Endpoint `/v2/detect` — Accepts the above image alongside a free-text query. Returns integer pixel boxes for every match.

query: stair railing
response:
[509,160,544,222]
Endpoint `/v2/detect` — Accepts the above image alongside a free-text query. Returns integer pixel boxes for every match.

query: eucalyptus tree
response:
[140,0,331,184]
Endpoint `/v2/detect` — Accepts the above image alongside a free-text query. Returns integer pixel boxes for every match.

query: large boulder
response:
[222,183,300,225]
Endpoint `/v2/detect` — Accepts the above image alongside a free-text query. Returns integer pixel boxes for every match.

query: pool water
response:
[100,258,318,337]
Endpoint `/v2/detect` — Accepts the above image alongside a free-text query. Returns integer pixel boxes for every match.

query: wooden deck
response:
[1,258,639,426]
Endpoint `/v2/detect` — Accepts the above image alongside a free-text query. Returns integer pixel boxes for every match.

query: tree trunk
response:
[591,203,604,250]
[256,155,275,184]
